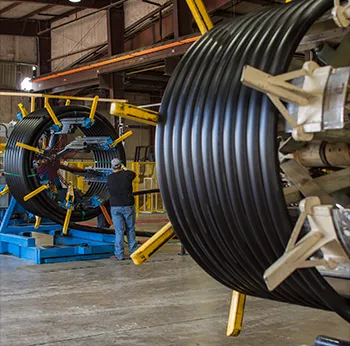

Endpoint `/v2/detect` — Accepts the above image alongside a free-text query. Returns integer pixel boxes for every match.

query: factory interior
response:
[0,0,350,345]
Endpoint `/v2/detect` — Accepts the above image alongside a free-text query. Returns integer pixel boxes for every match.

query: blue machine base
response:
[0,198,114,264]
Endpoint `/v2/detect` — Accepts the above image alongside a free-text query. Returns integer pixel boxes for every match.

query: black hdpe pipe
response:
[156,0,350,321]
[4,106,125,225]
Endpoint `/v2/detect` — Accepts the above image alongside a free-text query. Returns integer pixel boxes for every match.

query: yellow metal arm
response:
[110,130,133,147]
[24,184,50,202]
[18,103,29,118]
[63,182,75,235]
[186,0,214,35]
[44,97,62,129]
[34,216,42,229]
[227,291,246,337]
[89,96,99,123]
[131,222,175,265]
[110,103,158,126]
[16,142,44,154]
[0,185,9,197]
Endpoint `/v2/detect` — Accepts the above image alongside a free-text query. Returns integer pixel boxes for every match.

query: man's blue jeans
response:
[111,206,138,259]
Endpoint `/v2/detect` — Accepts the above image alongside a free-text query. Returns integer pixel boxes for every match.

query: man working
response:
[107,158,138,260]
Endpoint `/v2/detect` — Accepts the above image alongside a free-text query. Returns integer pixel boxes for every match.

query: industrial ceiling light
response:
[69,0,81,2]
[20,77,32,91]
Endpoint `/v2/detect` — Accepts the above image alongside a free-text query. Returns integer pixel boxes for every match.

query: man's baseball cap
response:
[111,158,122,169]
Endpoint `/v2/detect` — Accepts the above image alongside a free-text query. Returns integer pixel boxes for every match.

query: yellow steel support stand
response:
[34,216,42,229]
[18,103,28,118]
[16,142,44,154]
[131,222,176,265]
[110,103,158,126]
[186,0,214,35]
[0,185,9,197]
[65,99,71,106]
[44,97,62,128]
[227,291,246,336]
[30,97,36,113]
[23,184,50,202]
[62,182,75,235]
[110,130,133,147]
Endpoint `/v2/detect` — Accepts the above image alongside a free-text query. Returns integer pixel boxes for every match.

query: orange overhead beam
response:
[33,36,200,84]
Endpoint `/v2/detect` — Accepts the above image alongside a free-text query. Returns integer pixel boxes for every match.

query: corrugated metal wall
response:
[0,63,33,90]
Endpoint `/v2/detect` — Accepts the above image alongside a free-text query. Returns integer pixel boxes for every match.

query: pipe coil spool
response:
[156,0,350,322]
[4,106,125,224]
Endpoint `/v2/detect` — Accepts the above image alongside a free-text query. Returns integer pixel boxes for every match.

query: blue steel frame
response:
[0,198,114,264]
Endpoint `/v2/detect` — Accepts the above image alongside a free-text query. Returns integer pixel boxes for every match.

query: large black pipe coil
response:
[156,0,350,321]
[4,106,125,224]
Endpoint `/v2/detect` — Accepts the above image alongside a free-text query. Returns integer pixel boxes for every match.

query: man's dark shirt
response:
[107,170,136,206]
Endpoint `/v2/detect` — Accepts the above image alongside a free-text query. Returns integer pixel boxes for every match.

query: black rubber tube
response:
[4,106,125,224]
[156,0,350,321]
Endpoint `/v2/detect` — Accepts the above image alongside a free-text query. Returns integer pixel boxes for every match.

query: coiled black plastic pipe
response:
[156,0,350,321]
[4,106,125,224]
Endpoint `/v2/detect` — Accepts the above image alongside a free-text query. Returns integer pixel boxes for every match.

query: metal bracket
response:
[264,197,350,291]
[332,0,350,28]
[55,118,85,134]
[241,62,350,141]
[58,136,114,155]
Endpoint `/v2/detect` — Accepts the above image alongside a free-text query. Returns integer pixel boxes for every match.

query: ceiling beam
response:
[50,8,78,23]
[0,18,43,36]
[0,2,22,16]
[20,4,54,20]
[0,0,120,9]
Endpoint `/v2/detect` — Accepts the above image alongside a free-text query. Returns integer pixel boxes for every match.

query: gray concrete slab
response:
[0,246,349,346]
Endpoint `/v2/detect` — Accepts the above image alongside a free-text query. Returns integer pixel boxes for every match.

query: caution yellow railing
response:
[126,161,164,216]
[59,160,164,216]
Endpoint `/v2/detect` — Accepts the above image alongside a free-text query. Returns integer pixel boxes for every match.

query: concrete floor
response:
[0,245,349,346]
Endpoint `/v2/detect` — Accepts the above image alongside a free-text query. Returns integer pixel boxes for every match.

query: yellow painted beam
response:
[110,102,158,126]
[0,91,127,104]
[0,143,6,152]
[18,103,28,118]
[23,184,50,202]
[131,222,175,265]
[110,130,133,147]
[227,291,246,337]
[186,0,214,35]
[16,142,44,154]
